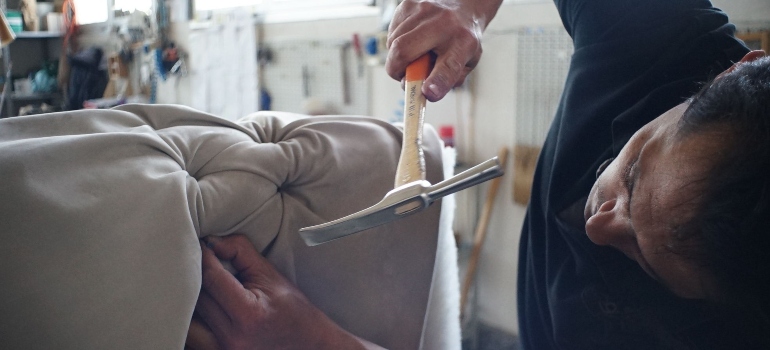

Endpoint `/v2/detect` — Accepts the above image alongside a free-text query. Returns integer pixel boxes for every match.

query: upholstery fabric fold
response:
[0,105,445,349]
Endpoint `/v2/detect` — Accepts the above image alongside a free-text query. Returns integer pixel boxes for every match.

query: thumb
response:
[203,235,268,283]
[423,49,478,102]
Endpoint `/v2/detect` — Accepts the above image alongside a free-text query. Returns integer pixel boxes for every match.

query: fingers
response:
[195,290,230,337]
[199,241,256,318]
[424,42,479,101]
[386,3,445,81]
[385,0,483,102]
[186,314,222,350]
[203,235,273,285]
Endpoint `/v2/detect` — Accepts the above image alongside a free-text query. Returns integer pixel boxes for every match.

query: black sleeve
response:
[554,0,717,50]
[540,0,747,206]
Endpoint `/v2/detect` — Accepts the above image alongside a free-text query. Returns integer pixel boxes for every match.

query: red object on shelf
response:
[439,125,455,148]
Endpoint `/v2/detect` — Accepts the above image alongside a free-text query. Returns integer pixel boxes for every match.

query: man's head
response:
[584,51,770,305]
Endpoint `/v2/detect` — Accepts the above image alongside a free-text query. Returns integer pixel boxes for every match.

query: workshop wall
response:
[260,15,465,131]
[157,17,258,120]
[467,2,563,337]
[714,0,770,30]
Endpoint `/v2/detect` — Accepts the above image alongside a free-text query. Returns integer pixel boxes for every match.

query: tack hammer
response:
[300,54,504,246]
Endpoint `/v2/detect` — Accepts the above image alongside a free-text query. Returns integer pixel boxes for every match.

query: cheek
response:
[585,163,622,223]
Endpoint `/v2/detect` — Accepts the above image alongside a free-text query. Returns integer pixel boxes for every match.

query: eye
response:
[622,162,633,191]
[596,157,615,179]
[622,158,638,211]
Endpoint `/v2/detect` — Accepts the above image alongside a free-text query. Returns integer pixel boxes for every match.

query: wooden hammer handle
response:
[395,54,431,187]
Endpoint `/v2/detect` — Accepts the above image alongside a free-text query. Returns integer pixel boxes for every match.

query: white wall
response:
[712,0,770,30]
[467,2,562,335]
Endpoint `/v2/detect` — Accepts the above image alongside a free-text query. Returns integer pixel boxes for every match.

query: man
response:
[190,0,770,348]
[388,0,770,348]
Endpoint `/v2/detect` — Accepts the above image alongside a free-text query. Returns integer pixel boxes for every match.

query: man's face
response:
[584,103,723,299]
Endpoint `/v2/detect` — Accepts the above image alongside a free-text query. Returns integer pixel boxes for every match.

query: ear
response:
[714,50,766,80]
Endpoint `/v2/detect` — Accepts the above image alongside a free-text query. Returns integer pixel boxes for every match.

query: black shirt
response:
[517,1,751,349]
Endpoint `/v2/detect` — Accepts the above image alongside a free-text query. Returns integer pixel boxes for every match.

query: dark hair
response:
[676,56,770,329]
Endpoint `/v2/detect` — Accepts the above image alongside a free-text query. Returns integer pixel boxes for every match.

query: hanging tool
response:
[340,43,351,105]
[352,33,364,77]
[302,64,310,98]
[460,147,509,319]
[299,55,504,246]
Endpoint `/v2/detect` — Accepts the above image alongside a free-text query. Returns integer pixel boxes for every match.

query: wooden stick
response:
[460,147,509,318]
[394,54,431,187]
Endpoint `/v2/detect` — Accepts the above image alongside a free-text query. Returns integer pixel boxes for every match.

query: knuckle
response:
[231,234,249,245]
[389,37,407,59]
[385,64,396,79]
[387,44,410,78]
[437,9,455,23]
[272,285,295,301]
[414,0,435,13]
[401,0,418,11]
[386,32,394,48]
[444,55,465,75]
[457,27,481,49]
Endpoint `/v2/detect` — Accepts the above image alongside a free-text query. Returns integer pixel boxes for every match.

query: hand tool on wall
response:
[299,55,504,246]
[460,146,509,319]
[352,33,364,77]
[340,43,351,105]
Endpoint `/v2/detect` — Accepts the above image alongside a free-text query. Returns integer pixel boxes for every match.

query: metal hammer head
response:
[299,157,504,246]
[299,180,432,246]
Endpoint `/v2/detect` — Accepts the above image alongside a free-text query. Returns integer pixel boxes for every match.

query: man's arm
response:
[186,235,383,350]
[385,0,503,102]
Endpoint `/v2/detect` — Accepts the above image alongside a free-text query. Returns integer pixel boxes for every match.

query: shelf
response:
[13,32,64,39]
[9,92,61,100]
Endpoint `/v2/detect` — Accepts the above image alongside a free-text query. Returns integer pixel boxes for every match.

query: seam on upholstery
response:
[195,170,281,236]
[189,174,204,238]
[187,140,253,180]
[216,191,284,252]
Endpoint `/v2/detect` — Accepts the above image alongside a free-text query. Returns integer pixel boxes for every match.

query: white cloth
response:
[0,105,453,349]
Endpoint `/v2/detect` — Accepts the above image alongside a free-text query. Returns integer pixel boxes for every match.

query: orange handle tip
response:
[405,54,431,82]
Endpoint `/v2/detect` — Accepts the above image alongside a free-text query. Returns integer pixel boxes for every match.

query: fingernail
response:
[203,236,220,248]
[428,84,442,98]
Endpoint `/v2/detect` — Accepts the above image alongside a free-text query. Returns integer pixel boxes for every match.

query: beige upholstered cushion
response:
[0,105,446,349]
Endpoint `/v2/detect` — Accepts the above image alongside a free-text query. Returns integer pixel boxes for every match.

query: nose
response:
[585,198,633,247]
